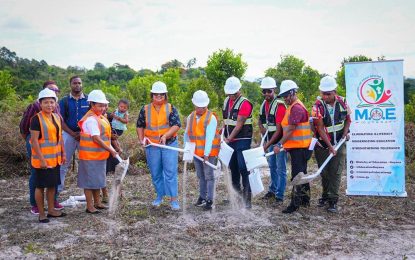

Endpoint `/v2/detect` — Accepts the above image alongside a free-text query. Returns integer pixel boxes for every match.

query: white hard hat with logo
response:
[260,77,277,89]
[192,90,210,107]
[87,90,109,104]
[38,88,58,102]
[319,76,337,91]
[278,80,299,97]
[224,76,241,94]
[151,81,168,93]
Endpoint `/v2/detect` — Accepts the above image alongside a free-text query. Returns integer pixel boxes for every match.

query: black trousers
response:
[288,148,312,207]
[228,139,251,194]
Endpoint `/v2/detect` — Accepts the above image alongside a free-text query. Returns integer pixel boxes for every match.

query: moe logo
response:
[357,76,394,108]
[355,75,396,121]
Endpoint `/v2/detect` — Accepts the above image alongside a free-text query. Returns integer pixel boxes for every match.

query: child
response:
[184,90,221,210]
[111,99,129,136]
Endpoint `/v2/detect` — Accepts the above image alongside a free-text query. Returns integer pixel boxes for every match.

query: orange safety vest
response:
[31,112,62,168]
[281,99,312,149]
[78,110,111,161]
[143,102,176,143]
[188,110,221,157]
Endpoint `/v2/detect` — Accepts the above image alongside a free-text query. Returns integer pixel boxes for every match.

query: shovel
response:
[144,137,220,170]
[291,137,346,186]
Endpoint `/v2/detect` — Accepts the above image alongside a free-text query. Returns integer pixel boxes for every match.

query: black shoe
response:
[195,197,206,207]
[282,205,299,214]
[301,201,310,207]
[275,197,284,204]
[327,202,338,213]
[204,200,213,210]
[261,191,274,200]
[318,198,327,207]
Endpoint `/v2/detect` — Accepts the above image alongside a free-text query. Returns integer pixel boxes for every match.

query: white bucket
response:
[249,168,264,197]
[218,141,234,167]
[183,142,196,162]
[242,146,268,171]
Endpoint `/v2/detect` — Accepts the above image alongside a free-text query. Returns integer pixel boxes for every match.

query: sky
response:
[1,0,414,79]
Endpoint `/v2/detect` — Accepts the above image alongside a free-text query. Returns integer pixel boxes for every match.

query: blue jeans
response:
[145,140,179,198]
[58,131,80,193]
[267,145,287,200]
[228,139,252,193]
[26,135,36,206]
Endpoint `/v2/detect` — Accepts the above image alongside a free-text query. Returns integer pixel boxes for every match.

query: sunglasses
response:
[153,93,166,97]
[262,89,273,94]
[50,88,60,93]
[321,91,333,96]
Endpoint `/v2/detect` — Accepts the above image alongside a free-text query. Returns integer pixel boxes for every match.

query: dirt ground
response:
[0,162,414,259]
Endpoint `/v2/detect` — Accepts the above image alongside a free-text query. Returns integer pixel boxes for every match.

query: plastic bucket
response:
[249,168,264,197]
[218,141,234,167]
[242,146,268,171]
[183,142,196,162]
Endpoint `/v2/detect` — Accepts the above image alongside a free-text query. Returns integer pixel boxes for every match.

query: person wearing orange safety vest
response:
[30,88,67,223]
[184,90,221,211]
[136,81,182,210]
[77,90,118,214]
[273,80,313,214]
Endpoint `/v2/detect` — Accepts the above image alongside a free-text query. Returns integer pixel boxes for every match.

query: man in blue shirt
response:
[58,76,89,201]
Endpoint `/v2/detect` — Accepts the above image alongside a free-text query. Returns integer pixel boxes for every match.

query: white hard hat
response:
[224,76,241,95]
[192,90,210,107]
[87,90,109,104]
[260,77,277,89]
[278,80,299,97]
[38,88,58,102]
[319,76,337,91]
[151,81,168,93]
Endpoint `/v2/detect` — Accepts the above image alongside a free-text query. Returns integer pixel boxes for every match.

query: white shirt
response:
[82,116,100,136]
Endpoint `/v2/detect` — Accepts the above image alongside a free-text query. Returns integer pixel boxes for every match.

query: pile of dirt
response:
[0,164,414,259]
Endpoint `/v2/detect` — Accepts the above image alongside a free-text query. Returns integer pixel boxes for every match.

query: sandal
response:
[86,209,101,214]
[94,205,108,210]
[39,217,50,223]
[47,212,67,218]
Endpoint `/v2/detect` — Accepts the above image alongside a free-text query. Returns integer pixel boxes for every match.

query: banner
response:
[345,60,406,197]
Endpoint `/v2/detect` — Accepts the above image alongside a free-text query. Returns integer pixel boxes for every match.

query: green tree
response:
[0,70,19,111]
[335,55,372,93]
[160,59,184,73]
[265,55,320,108]
[127,74,159,110]
[205,48,248,104]
[265,55,305,86]
[179,77,218,116]
[405,93,415,123]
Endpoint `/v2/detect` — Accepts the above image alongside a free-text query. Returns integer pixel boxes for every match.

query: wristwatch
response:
[276,142,283,149]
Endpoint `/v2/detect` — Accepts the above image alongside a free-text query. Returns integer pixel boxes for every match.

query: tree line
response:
[1,46,414,122]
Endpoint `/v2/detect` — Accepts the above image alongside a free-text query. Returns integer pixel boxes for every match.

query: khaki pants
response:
[314,144,346,203]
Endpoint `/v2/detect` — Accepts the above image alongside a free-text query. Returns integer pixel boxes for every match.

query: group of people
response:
[21,73,351,223]
[20,76,129,223]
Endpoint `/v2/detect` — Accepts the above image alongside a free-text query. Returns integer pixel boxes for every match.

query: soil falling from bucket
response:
[222,167,244,210]
[108,159,129,216]
[182,161,188,215]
